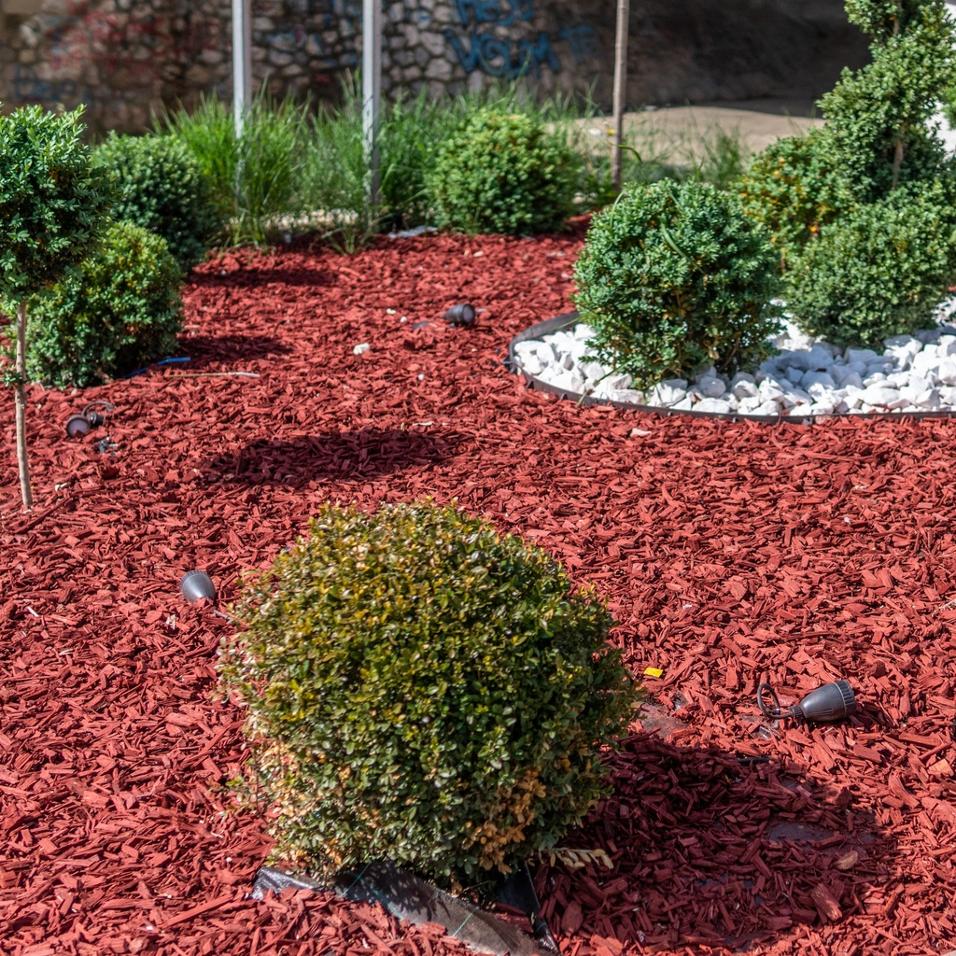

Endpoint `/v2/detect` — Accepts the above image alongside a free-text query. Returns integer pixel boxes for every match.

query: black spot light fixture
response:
[758,679,857,725]
[65,400,114,438]
[444,303,477,328]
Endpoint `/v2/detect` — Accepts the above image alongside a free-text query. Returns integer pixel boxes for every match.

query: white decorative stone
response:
[516,297,956,418]
[938,360,956,385]
[698,376,727,398]
[732,379,759,400]
[694,398,732,414]
[860,384,903,408]
[353,343,370,355]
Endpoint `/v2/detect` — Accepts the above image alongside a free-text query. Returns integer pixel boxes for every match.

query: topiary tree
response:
[27,221,184,388]
[220,501,635,885]
[95,133,220,269]
[822,0,955,200]
[0,106,108,510]
[574,180,782,388]
[426,107,580,235]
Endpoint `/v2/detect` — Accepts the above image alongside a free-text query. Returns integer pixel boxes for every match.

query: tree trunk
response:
[611,0,630,192]
[14,300,32,511]
[891,136,904,189]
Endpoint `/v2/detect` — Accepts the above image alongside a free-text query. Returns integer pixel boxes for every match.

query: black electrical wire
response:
[757,681,790,720]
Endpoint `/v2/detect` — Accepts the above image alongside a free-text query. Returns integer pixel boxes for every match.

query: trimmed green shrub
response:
[820,0,955,201]
[27,221,183,387]
[95,133,220,269]
[427,107,580,235]
[220,501,635,884]
[787,181,956,347]
[739,130,852,270]
[573,180,782,388]
[0,104,108,508]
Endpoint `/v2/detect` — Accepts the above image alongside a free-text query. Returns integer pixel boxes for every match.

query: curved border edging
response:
[506,312,956,424]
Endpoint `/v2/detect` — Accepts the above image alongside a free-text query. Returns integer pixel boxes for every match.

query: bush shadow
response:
[536,732,893,952]
[189,264,333,288]
[204,427,463,487]
[178,332,292,365]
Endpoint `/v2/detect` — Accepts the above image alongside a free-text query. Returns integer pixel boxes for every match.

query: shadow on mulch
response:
[178,333,292,365]
[538,734,893,952]
[189,265,333,288]
[204,427,464,487]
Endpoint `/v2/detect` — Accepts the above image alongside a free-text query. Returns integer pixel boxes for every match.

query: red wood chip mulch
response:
[3,228,956,955]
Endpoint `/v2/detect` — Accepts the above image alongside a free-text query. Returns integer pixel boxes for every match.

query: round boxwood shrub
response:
[787,180,956,348]
[426,108,579,235]
[738,129,852,270]
[95,132,220,269]
[27,221,183,387]
[573,180,782,389]
[220,501,635,885]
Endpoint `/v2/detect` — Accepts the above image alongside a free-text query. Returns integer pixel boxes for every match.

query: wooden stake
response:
[612,0,630,192]
[14,300,32,511]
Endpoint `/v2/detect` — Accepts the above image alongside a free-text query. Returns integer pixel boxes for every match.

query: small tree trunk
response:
[611,0,630,192]
[891,136,904,189]
[14,300,32,511]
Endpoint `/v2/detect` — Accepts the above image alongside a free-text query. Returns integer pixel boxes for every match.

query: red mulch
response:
[2,226,956,956]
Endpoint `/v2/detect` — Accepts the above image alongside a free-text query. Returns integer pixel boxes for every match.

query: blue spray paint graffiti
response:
[445,0,598,80]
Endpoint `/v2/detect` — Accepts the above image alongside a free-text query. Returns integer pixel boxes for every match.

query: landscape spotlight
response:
[180,569,218,605]
[444,303,477,328]
[757,679,856,725]
[65,400,114,439]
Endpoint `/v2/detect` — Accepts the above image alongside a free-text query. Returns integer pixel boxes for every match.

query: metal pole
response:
[232,0,252,138]
[611,0,630,192]
[363,0,382,213]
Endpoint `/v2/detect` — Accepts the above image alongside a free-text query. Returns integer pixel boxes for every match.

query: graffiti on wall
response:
[444,0,599,79]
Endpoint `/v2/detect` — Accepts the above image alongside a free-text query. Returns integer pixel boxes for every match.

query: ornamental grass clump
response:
[573,180,782,389]
[427,106,580,235]
[220,502,635,885]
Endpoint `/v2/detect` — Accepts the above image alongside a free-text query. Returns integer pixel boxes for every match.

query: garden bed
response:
[3,231,956,955]
[510,309,956,421]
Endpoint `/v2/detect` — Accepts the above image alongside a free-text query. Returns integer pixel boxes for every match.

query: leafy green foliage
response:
[427,107,580,235]
[95,133,220,269]
[162,95,306,245]
[574,180,782,388]
[739,130,852,269]
[820,0,955,201]
[220,501,635,885]
[0,105,108,302]
[26,221,183,387]
[787,180,956,347]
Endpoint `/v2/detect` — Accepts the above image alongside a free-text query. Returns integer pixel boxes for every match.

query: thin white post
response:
[232,0,253,138]
[612,0,630,191]
[363,0,382,213]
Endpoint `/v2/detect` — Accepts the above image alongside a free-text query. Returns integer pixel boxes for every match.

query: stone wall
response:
[0,0,867,134]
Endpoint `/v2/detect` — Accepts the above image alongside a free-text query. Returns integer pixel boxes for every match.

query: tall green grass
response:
[161,94,307,245]
[160,82,749,250]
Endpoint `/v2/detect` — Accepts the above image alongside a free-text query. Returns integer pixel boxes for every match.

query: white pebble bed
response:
[513,301,956,417]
